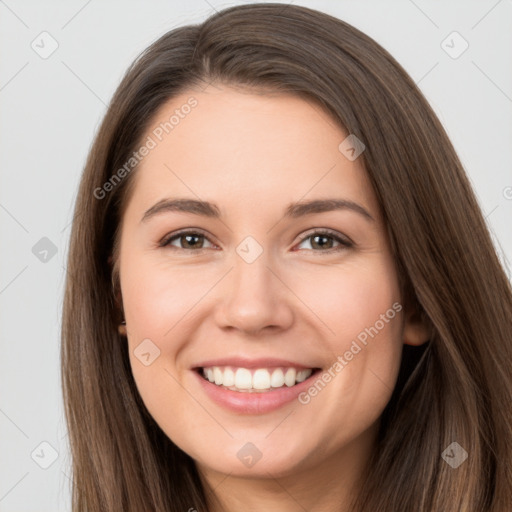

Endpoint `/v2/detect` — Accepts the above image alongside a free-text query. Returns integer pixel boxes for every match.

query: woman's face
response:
[117,84,423,480]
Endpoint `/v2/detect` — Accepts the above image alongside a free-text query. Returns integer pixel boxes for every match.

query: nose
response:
[214,252,294,337]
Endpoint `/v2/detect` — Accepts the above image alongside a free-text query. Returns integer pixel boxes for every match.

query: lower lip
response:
[193,369,320,414]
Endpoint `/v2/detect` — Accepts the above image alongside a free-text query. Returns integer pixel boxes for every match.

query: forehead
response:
[125,85,379,220]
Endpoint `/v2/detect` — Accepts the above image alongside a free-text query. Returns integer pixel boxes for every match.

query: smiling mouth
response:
[195,366,322,393]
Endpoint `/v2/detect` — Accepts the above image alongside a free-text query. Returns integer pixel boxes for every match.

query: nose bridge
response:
[215,238,293,334]
[232,244,273,297]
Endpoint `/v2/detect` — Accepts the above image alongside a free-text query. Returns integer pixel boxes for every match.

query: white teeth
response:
[223,367,235,387]
[252,369,271,390]
[296,370,310,383]
[201,366,313,392]
[270,368,285,388]
[235,368,252,389]
[213,367,223,385]
[284,368,296,387]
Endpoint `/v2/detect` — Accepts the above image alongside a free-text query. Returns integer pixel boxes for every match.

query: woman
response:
[61,3,512,511]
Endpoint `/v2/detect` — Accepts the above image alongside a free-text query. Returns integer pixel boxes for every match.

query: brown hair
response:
[61,3,512,510]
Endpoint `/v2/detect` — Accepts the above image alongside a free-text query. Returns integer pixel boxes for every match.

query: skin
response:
[116,84,429,512]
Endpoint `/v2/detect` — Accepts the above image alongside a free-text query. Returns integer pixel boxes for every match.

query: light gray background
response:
[1,1,511,510]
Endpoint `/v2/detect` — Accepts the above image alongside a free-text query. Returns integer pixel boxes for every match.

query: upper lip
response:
[193,357,319,370]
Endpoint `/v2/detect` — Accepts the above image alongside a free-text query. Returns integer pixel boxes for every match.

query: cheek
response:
[119,254,193,393]
[291,313,403,462]
[289,255,402,344]
[121,254,204,339]
[288,257,404,434]
[120,253,230,430]
[120,257,202,442]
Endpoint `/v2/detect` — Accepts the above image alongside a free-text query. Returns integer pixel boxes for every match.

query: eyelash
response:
[159,228,353,254]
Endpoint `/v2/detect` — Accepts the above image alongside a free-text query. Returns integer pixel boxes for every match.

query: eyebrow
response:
[140,197,374,223]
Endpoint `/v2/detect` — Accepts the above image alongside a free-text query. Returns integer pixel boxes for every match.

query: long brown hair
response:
[61,3,512,510]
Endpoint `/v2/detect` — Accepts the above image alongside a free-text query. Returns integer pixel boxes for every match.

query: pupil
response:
[313,235,331,249]
[184,234,201,248]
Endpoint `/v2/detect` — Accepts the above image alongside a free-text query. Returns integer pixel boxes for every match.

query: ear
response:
[403,306,430,346]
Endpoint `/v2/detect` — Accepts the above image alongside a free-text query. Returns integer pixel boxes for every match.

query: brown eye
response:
[159,228,352,254]
[296,230,353,253]
[160,231,215,250]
